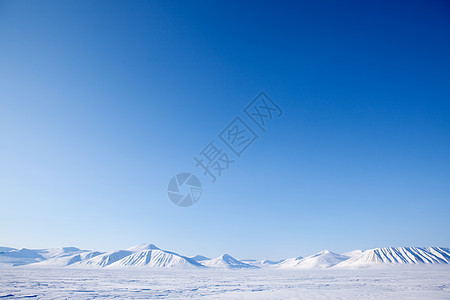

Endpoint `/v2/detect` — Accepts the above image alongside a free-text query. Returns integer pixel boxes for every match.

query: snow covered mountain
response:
[109,248,204,269]
[279,250,348,269]
[67,244,203,269]
[202,254,257,269]
[334,247,450,268]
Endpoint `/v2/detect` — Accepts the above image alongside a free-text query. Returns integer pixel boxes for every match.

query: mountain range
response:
[1,245,449,269]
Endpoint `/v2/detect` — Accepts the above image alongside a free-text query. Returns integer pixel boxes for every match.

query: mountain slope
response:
[75,244,164,267]
[334,247,450,268]
[202,254,257,269]
[279,250,348,269]
[77,250,133,267]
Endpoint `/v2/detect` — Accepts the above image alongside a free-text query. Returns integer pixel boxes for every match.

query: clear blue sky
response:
[1,0,449,260]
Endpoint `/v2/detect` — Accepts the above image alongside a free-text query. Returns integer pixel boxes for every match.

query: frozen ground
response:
[0,266,450,299]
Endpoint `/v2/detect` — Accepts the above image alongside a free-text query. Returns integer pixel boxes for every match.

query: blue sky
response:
[1,0,449,260]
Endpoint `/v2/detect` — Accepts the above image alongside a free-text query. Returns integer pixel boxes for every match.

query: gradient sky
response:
[1,0,449,260]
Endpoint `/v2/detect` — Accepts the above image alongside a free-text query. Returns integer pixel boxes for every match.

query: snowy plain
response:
[1,266,450,299]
